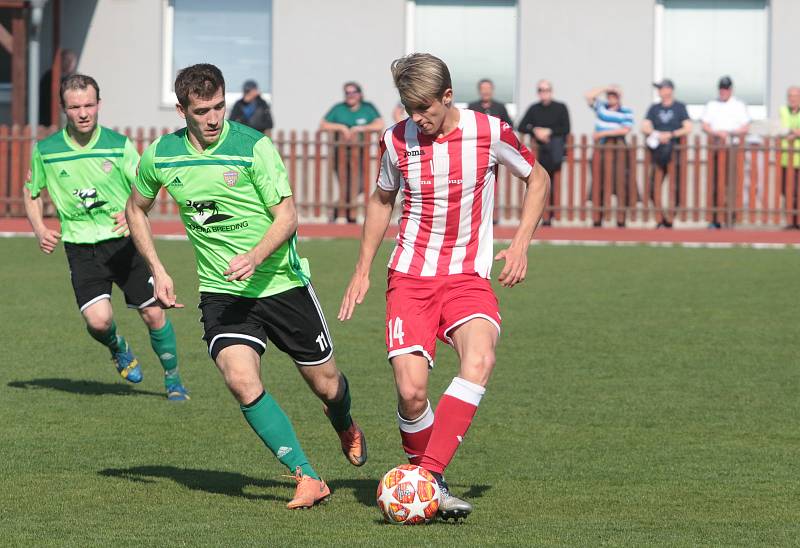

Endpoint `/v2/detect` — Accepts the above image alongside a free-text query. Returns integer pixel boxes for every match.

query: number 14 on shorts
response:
[388,317,405,348]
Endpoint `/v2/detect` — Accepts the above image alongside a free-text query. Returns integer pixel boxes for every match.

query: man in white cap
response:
[701,76,750,228]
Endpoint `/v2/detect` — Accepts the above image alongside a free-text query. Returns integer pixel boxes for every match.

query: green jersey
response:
[25,126,139,244]
[135,120,309,299]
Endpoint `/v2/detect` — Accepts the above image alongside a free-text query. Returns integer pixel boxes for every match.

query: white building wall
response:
[768,0,800,122]
[517,0,656,136]
[272,0,406,132]
[56,0,796,134]
[61,0,179,130]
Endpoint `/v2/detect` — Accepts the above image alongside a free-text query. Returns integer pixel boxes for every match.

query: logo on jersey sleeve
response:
[186,200,233,226]
[73,188,108,211]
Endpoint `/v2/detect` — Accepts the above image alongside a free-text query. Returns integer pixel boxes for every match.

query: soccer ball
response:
[376,464,441,525]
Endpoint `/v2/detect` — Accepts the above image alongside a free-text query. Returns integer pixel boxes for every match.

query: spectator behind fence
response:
[780,86,800,229]
[518,79,570,226]
[229,80,273,133]
[39,49,78,127]
[585,85,634,227]
[467,78,512,125]
[701,76,750,228]
[641,78,692,228]
[319,82,383,223]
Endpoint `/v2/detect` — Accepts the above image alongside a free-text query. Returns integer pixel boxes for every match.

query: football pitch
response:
[0,236,797,547]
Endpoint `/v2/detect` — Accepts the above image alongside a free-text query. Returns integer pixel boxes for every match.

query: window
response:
[656,0,767,118]
[409,0,518,109]
[162,0,272,104]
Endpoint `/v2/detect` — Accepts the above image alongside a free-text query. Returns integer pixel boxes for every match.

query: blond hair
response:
[390,53,452,109]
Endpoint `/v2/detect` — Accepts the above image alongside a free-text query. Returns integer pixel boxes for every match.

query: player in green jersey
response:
[125,64,366,509]
[23,74,189,401]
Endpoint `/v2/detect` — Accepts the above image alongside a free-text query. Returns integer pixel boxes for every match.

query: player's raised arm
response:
[125,188,183,309]
[338,186,398,321]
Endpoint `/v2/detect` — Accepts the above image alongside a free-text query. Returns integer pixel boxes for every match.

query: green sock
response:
[87,320,121,353]
[241,392,319,479]
[325,374,353,432]
[149,318,181,388]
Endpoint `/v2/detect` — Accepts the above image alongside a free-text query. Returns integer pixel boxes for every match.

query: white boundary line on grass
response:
[2,231,798,250]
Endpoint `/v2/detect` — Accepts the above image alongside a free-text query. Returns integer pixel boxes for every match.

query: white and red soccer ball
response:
[376,464,441,525]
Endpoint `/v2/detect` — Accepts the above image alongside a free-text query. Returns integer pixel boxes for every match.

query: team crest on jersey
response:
[73,188,107,211]
[102,160,113,173]
[223,171,238,187]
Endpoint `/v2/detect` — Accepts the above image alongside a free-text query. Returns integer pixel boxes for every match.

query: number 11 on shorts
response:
[388,317,405,348]
[315,332,329,351]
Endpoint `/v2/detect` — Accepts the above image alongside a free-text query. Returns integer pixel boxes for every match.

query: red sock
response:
[398,401,433,466]
[419,377,485,474]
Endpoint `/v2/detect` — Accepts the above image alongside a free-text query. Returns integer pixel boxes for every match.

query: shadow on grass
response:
[99,465,379,506]
[7,378,163,397]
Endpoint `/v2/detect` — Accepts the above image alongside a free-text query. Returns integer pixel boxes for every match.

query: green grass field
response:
[0,236,797,547]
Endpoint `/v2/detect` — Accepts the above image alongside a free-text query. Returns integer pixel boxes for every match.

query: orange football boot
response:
[285,467,331,509]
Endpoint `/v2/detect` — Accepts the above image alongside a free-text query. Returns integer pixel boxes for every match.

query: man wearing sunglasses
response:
[320,82,384,223]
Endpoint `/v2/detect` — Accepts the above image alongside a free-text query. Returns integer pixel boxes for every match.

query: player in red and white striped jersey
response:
[339,53,549,520]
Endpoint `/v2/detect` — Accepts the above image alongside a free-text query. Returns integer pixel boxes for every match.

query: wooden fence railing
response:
[1,126,798,228]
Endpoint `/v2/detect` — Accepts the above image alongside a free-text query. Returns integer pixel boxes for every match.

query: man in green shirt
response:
[126,64,366,510]
[23,74,188,401]
[319,81,383,223]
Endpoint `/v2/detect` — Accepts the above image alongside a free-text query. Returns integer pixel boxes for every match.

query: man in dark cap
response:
[641,79,692,228]
[229,79,273,133]
[701,76,750,228]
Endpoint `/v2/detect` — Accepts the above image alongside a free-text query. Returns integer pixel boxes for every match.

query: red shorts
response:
[385,270,502,367]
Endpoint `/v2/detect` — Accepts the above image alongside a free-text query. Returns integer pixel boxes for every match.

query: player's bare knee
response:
[397,385,428,417]
[228,382,262,405]
[139,306,165,329]
[85,315,112,333]
[222,371,261,403]
[398,398,428,421]
[460,351,495,386]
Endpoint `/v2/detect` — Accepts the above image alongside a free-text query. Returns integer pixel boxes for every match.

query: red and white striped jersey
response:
[377,109,535,279]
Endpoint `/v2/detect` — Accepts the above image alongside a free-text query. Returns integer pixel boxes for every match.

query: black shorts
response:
[199,284,334,365]
[64,237,156,312]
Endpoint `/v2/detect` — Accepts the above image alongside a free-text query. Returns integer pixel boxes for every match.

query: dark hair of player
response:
[59,74,100,107]
[174,63,226,108]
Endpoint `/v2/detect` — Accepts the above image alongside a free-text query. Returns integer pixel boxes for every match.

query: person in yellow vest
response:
[780,86,800,229]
